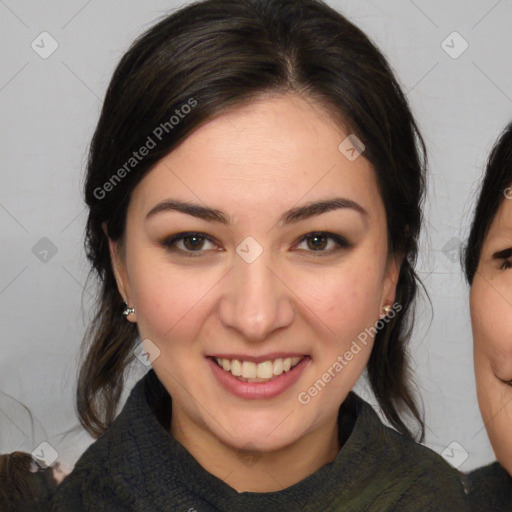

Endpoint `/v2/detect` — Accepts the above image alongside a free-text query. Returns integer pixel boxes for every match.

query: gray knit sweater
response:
[51,370,479,511]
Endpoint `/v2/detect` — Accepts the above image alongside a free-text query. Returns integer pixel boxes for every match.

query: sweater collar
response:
[107,369,376,511]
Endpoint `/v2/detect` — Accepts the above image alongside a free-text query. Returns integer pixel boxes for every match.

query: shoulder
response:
[52,370,167,511]
[353,394,459,475]
[51,374,149,510]
[462,461,512,512]
[50,430,113,511]
[346,394,470,511]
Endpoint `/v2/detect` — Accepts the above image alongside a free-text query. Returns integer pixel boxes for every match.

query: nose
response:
[218,250,295,342]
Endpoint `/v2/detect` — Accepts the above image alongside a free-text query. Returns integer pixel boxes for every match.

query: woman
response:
[463,121,512,510]
[0,393,63,511]
[0,451,58,511]
[51,0,470,510]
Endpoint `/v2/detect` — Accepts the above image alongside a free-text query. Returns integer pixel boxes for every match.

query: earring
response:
[122,302,135,318]
[382,304,392,316]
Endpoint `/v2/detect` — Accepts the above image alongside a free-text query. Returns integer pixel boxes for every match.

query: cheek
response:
[472,284,512,380]
[129,256,217,343]
[294,259,383,338]
[472,280,512,468]
[475,364,512,472]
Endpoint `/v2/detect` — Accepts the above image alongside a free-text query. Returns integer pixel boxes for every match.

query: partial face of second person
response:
[109,93,399,489]
[470,191,512,475]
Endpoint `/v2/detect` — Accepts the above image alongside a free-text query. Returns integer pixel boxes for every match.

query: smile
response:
[207,355,311,399]
[213,356,304,382]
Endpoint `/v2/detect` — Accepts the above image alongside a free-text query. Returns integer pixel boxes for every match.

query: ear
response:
[102,222,136,322]
[380,252,402,313]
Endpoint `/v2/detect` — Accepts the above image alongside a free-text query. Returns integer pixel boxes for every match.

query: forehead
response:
[130,94,384,222]
[484,194,512,244]
[179,93,345,160]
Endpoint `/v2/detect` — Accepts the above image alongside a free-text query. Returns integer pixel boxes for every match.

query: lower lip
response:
[207,356,310,399]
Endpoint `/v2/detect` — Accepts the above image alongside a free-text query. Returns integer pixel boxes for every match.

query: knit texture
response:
[51,370,474,511]
[463,461,512,511]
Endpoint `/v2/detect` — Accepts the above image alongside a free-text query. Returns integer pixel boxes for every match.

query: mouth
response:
[206,354,311,399]
[208,355,308,383]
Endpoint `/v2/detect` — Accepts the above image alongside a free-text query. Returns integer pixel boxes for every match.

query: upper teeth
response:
[215,356,303,379]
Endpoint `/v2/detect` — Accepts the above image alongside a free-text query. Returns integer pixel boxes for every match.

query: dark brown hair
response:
[464,121,512,284]
[78,0,427,440]
[0,452,57,511]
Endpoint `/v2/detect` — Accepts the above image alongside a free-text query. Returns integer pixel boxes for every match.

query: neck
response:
[170,409,341,493]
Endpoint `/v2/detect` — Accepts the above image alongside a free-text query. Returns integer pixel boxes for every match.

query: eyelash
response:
[161,231,352,257]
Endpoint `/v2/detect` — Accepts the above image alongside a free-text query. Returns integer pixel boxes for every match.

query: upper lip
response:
[207,353,308,364]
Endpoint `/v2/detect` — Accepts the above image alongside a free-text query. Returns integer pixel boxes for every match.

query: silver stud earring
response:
[382,304,392,316]
[122,302,135,318]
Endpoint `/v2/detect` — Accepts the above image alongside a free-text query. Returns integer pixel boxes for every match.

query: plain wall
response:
[1,0,511,473]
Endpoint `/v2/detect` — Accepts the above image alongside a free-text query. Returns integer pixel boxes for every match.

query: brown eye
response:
[296,231,352,254]
[162,232,220,256]
[492,247,512,270]
[306,233,328,250]
[182,234,206,250]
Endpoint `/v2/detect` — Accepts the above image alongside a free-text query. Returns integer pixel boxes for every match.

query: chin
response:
[216,417,303,452]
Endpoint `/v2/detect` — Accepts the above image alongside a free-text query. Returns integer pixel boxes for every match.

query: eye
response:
[295,231,352,254]
[162,232,220,256]
[492,247,512,270]
[161,230,352,258]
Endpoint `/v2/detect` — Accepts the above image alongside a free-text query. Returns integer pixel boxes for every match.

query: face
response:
[470,193,512,475]
[109,93,398,454]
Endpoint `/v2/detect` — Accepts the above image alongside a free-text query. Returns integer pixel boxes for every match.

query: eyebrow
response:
[492,247,512,259]
[145,197,368,227]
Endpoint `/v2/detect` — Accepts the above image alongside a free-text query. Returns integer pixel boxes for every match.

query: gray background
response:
[1,0,511,473]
